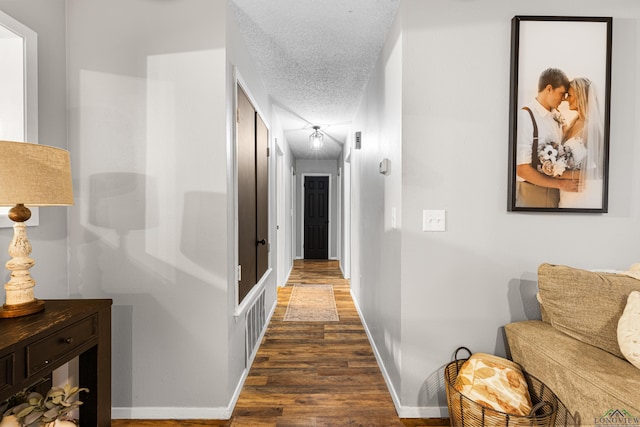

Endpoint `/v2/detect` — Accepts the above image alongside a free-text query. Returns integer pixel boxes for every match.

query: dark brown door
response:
[304,176,329,259]
[237,86,257,302]
[237,84,269,304]
[256,114,269,279]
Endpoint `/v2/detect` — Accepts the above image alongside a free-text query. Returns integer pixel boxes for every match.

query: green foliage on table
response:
[2,384,88,427]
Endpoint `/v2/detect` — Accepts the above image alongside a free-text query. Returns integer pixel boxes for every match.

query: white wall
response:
[274,121,296,285]
[339,145,352,279]
[285,144,295,274]
[357,0,640,418]
[66,0,234,417]
[225,0,279,405]
[2,1,281,418]
[0,0,69,299]
[350,3,404,409]
[295,159,339,259]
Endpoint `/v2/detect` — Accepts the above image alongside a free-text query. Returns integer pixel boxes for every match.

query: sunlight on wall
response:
[145,49,226,286]
[78,69,148,256]
[77,48,226,292]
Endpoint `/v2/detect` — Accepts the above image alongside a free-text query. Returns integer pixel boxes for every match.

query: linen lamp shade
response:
[0,140,73,207]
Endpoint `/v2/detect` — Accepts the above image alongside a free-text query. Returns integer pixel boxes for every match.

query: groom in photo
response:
[515,67,578,208]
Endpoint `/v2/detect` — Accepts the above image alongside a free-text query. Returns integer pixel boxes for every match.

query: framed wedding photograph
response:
[507,16,612,213]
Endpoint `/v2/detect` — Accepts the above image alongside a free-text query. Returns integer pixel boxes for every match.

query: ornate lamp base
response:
[1,205,43,319]
[0,299,45,318]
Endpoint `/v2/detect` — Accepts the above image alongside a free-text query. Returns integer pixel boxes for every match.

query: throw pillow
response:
[453,353,532,416]
[618,291,640,370]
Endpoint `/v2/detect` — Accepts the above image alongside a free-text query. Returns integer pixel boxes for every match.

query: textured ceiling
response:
[230,0,399,159]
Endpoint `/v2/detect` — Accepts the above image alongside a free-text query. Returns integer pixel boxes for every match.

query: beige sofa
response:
[505,263,640,426]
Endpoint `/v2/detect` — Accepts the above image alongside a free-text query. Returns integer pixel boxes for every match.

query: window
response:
[0,10,38,227]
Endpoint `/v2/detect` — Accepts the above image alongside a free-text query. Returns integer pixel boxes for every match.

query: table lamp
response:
[0,140,73,318]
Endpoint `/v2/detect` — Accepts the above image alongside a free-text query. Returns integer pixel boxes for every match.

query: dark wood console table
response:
[0,299,112,426]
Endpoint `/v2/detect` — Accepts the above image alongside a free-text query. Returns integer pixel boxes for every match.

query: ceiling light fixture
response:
[309,126,324,151]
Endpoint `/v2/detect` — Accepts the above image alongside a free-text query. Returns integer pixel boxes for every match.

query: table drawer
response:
[0,352,14,395]
[26,315,97,376]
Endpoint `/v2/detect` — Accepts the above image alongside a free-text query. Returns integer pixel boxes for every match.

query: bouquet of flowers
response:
[537,141,578,177]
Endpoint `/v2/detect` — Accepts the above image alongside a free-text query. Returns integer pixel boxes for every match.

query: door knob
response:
[257,239,266,245]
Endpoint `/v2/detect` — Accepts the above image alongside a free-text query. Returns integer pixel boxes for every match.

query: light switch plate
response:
[423,210,446,232]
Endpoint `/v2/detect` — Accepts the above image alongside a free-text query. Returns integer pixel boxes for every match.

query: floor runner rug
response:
[283,284,339,321]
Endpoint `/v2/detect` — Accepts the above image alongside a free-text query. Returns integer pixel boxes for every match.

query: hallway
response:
[113,260,447,426]
[229,259,447,425]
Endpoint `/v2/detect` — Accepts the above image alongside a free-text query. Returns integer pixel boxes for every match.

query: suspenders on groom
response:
[516,107,560,208]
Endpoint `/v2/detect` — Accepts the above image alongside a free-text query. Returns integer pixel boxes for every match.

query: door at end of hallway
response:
[304,175,329,259]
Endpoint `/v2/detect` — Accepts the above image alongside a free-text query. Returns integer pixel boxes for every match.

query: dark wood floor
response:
[113,260,448,426]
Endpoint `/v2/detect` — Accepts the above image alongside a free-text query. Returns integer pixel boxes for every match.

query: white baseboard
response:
[339,262,349,279]
[279,263,293,287]
[398,406,449,418]
[349,290,402,411]
[112,407,231,420]
[349,290,448,419]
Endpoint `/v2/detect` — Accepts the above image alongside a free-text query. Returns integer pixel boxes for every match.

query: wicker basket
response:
[444,348,558,427]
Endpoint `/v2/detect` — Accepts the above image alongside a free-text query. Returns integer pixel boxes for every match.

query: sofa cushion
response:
[537,263,640,358]
[505,320,640,422]
[618,291,640,369]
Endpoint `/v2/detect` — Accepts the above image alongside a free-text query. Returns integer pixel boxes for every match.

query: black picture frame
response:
[508,16,612,213]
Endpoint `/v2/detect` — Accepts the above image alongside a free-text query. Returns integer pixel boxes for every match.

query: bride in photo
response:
[558,77,605,209]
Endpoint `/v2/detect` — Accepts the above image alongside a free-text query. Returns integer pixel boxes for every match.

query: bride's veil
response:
[583,80,604,181]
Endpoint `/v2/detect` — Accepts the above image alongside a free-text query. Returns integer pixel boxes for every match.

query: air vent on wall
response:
[245,289,266,367]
